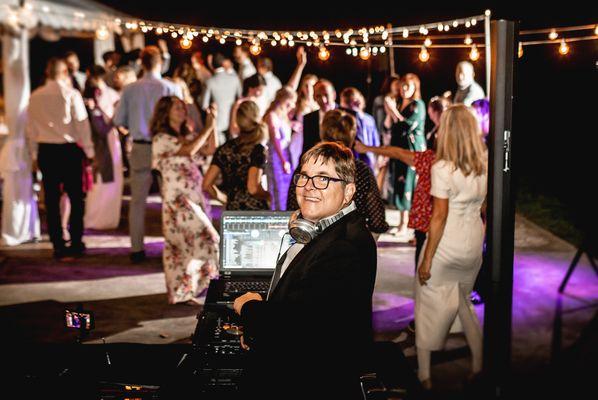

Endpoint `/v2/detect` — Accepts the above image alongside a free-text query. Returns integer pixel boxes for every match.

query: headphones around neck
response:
[288,202,356,244]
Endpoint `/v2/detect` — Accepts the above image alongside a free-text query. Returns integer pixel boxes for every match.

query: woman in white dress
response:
[83,67,123,230]
[0,111,41,245]
[151,96,219,305]
[415,104,487,388]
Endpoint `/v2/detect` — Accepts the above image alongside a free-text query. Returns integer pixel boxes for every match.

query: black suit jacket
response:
[240,210,377,399]
[301,107,358,157]
[301,110,321,156]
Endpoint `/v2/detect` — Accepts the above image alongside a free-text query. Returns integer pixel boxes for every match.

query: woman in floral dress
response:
[151,96,219,305]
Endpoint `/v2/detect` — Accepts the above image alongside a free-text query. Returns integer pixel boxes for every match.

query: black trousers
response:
[38,143,85,251]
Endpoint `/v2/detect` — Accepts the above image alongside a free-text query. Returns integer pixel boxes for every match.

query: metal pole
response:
[387,23,395,75]
[484,19,518,399]
[484,13,492,97]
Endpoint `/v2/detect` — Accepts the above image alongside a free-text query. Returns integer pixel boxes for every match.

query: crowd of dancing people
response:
[1,40,491,388]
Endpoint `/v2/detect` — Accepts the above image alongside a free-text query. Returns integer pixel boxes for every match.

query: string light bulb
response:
[402,29,409,38]
[346,48,352,55]
[359,47,370,60]
[156,27,163,35]
[424,37,432,47]
[595,25,598,35]
[180,37,192,50]
[558,38,569,55]
[235,38,242,46]
[318,46,330,61]
[249,43,262,56]
[379,46,386,54]
[549,29,558,40]
[469,44,480,61]
[464,35,473,45]
[419,46,430,62]
[518,42,523,58]
[95,26,109,41]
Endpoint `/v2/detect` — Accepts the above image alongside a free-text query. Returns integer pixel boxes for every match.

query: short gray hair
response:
[300,141,356,184]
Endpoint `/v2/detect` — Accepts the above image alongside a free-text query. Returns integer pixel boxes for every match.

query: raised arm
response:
[229,100,241,137]
[176,107,216,157]
[285,46,307,92]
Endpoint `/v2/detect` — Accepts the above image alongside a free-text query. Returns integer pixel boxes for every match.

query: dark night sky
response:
[27,1,597,232]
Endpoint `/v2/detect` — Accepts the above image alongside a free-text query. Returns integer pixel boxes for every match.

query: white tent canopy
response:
[0,0,131,245]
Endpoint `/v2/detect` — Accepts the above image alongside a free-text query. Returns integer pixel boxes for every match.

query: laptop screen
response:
[220,211,293,272]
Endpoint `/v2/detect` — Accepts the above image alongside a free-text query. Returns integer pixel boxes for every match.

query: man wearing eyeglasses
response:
[233,141,377,399]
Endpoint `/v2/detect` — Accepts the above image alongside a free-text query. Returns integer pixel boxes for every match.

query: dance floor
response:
[0,196,596,396]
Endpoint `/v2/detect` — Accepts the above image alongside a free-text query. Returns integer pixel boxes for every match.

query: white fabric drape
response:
[0,29,40,245]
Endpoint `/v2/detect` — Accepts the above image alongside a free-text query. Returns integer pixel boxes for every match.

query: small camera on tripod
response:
[65,309,95,331]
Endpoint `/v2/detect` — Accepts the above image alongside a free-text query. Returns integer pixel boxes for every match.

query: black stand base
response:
[558,239,597,293]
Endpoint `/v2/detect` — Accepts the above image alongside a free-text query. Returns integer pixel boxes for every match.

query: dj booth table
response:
[160,299,421,400]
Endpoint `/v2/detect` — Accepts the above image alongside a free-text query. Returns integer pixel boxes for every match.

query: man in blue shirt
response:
[340,87,380,170]
[113,46,182,262]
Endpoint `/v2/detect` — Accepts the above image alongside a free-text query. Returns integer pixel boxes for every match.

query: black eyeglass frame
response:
[292,173,346,190]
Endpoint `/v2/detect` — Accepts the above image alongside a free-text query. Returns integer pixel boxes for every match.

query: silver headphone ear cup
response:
[289,219,317,244]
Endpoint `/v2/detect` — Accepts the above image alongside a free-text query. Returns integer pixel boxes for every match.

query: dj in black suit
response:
[234,142,377,399]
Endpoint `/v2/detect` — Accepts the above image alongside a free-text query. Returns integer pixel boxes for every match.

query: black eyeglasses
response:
[293,173,346,190]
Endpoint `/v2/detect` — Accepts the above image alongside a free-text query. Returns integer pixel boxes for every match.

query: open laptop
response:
[204,211,293,307]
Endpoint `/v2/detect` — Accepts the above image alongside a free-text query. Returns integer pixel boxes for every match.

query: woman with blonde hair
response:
[203,100,270,210]
[264,86,297,210]
[414,104,487,388]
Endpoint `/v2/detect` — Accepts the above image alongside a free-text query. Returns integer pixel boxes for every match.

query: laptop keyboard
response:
[223,281,270,294]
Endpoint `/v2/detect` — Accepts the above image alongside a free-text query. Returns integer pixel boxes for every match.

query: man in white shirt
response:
[257,57,282,104]
[26,57,94,259]
[233,46,257,81]
[65,51,87,92]
[113,46,183,262]
[200,53,242,145]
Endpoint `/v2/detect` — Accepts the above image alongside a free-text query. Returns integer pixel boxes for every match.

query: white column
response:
[94,30,115,66]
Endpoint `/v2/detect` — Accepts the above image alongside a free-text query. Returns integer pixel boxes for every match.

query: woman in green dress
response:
[384,73,427,233]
